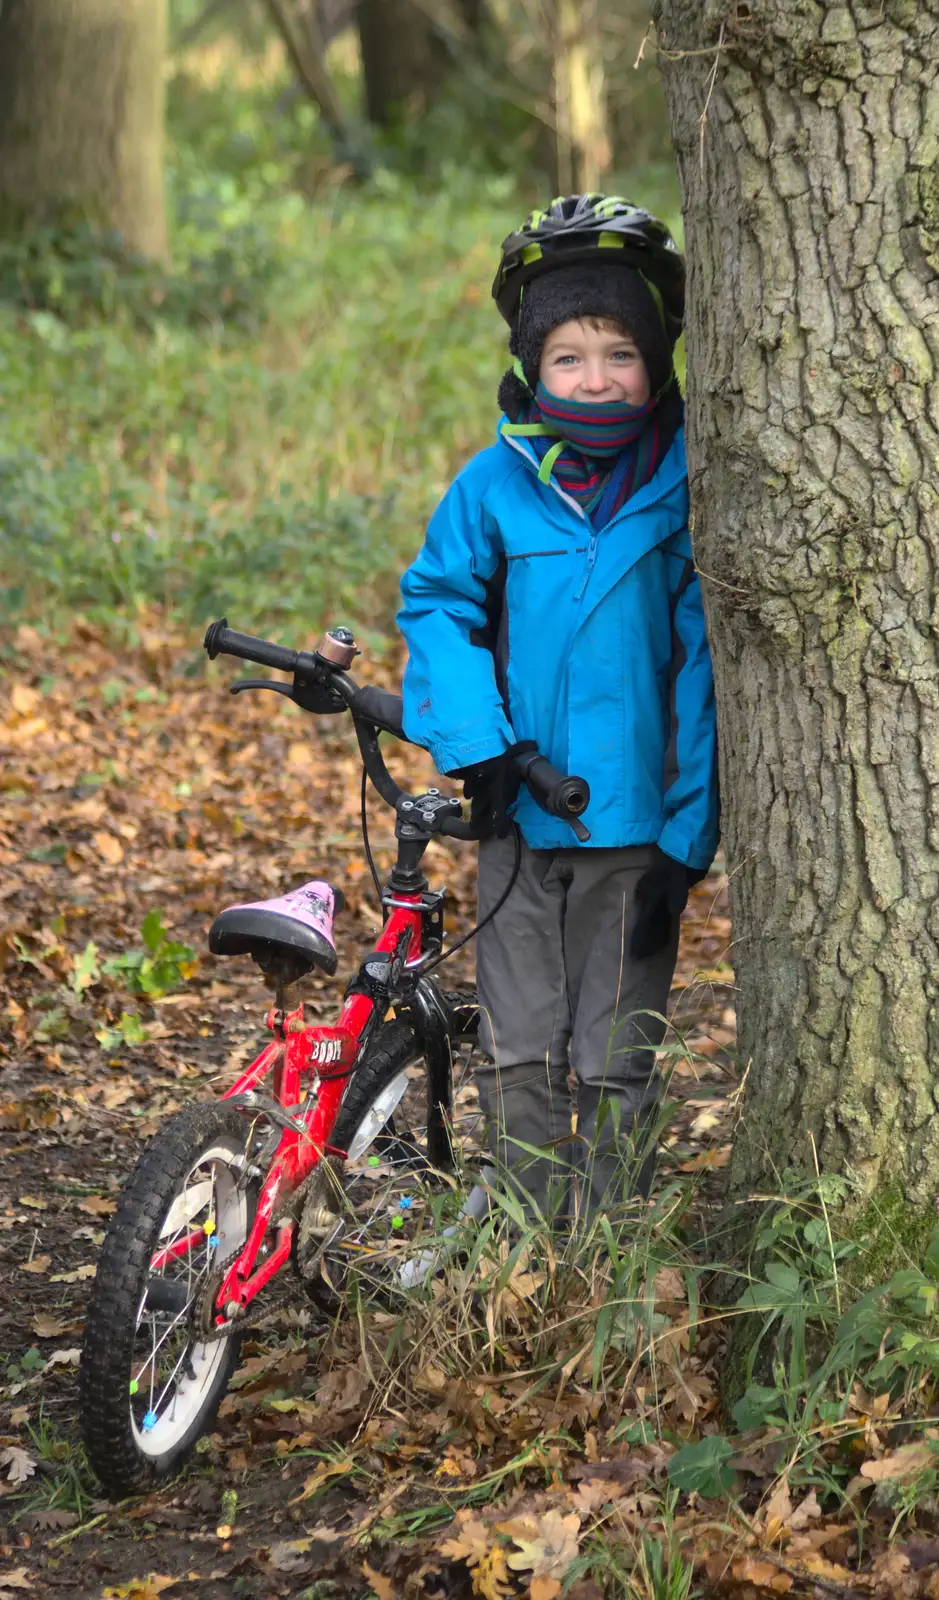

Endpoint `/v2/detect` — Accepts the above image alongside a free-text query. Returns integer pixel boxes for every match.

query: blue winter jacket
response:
[397,419,719,870]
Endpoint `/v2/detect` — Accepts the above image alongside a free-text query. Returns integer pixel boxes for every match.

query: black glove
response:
[448,741,538,839]
[629,848,695,960]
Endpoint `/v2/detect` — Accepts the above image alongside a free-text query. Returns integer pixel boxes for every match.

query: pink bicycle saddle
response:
[209,880,344,977]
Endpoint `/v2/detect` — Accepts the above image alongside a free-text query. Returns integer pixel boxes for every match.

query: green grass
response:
[0,52,682,640]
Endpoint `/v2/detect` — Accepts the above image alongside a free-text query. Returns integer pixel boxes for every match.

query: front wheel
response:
[79,1104,254,1495]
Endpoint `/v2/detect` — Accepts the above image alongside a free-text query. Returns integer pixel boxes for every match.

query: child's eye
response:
[611,350,637,362]
[553,354,578,365]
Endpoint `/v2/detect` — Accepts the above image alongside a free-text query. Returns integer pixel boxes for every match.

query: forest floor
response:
[1,623,935,1600]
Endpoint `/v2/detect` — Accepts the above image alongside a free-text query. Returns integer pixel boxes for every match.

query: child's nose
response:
[581,361,610,392]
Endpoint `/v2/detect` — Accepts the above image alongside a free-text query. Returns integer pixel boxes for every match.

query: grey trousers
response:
[474,835,680,1220]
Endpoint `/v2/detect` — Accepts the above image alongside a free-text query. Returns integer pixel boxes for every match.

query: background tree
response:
[356,0,451,128]
[654,0,939,1245]
[552,0,612,191]
[0,0,168,262]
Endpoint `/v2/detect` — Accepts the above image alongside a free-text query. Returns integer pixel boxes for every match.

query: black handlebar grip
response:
[521,755,590,819]
[352,685,405,739]
[203,618,299,674]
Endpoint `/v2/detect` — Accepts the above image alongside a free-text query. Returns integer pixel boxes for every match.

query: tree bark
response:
[356,0,450,127]
[553,0,612,192]
[0,0,167,262]
[654,0,939,1227]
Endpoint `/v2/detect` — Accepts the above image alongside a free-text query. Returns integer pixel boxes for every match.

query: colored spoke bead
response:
[142,1410,158,1431]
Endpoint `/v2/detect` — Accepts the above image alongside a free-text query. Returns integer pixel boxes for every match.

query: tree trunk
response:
[654,0,939,1240]
[356,0,450,127]
[553,0,611,192]
[0,0,167,262]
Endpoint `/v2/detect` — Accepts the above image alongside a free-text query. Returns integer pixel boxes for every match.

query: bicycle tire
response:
[79,1103,254,1495]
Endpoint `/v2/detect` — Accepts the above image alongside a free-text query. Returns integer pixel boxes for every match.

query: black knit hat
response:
[499,261,675,418]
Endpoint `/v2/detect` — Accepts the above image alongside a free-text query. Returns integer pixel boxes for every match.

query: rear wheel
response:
[79,1104,255,1495]
[300,990,484,1305]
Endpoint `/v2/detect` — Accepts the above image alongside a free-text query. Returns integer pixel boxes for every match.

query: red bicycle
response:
[78,619,591,1495]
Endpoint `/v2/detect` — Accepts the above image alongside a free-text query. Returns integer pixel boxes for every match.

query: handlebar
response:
[204,618,300,675]
[204,618,591,841]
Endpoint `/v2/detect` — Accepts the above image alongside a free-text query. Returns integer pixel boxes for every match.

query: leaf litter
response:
[3,623,924,1598]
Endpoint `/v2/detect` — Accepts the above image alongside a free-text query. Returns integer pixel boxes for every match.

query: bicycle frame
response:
[149,890,429,1330]
[216,894,426,1321]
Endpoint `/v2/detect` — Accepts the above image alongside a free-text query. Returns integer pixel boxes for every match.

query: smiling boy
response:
[397,195,720,1223]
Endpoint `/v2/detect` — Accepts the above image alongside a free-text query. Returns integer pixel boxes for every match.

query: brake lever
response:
[230,679,295,698]
[230,673,346,716]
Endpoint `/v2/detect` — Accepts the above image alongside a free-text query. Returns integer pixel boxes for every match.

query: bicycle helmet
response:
[492,194,685,346]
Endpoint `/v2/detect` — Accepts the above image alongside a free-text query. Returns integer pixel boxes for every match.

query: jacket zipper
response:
[500,430,681,600]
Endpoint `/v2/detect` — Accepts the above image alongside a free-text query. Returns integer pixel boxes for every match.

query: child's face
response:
[539,317,651,406]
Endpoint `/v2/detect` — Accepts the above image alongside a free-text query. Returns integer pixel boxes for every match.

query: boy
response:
[397,195,719,1222]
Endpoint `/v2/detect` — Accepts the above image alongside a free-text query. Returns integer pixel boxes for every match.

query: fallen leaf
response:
[762,1476,792,1539]
[789,1488,821,1530]
[289,1456,355,1504]
[440,1512,494,1567]
[0,1447,36,1486]
[499,1509,581,1581]
[679,1144,732,1171]
[361,1561,397,1599]
[49,1262,96,1282]
[653,1265,686,1303]
[19,1254,51,1275]
[287,742,315,769]
[474,1547,513,1600]
[11,684,41,716]
[860,1442,938,1482]
[79,1194,117,1216]
[31,1313,67,1338]
[9,1407,30,1427]
[17,1195,47,1211]
[268,1538,314,1574]
[93,830,124,865]
[731,1557,792,1591]
[305,1522,345,1544]
[44,1347,81,1370]
[570,1478,626,1514]
[0,1571,32,1594]
[871,1546,911,1590]
[19,1508,78,1531]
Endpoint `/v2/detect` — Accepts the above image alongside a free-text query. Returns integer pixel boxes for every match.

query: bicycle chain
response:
[195,1241,307,1342]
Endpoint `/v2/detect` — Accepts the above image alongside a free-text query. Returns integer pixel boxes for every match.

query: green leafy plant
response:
[102,909,196,999]
[70,940,100,996]
[667,1435,735,1499]
[95,1011,150,1051]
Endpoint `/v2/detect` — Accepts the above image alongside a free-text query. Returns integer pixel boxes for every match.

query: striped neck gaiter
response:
[502,378,683,529]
